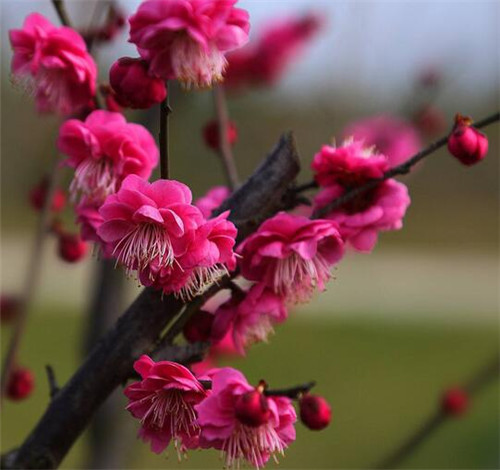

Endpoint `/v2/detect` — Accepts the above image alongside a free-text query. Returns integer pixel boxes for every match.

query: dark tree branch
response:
[5,133,301,469]
[312,111,500,219]
[44,365,59,400]
[197,380,317,399]
[51,0,70,27]
[153,342,210,365]
[374,355,499,469]
[159,91,172,179]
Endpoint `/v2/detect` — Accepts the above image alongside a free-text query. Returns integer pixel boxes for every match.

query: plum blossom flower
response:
[129,0,250,88]
[194,186,230,218]
[343,114,421,166]
[311,138,389,188]
[211,283,288,354]
[313,180,410,252]
[238,213,344,303]
[225,12,322,90]
[9,13,97,115]
[57,110,158,205]
[124,355,208,455]
[196,367,296,469]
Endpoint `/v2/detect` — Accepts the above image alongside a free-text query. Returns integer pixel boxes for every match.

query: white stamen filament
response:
[176,264,228,302]
[70,158,117,204]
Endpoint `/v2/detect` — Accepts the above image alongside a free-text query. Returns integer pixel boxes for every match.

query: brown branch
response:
[5,132,300,469]
[51,0,70,27]
[213,84,240,190]
[159,90,172,179]
[44,365,59,399]
[374,355,499,469]
[197,380,316,399]
[312,111,500,219]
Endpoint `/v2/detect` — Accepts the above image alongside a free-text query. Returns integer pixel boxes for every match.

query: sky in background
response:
[2,0,499,108]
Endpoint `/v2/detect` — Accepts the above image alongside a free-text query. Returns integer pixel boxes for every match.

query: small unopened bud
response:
[299,393,331,430]
[110,57,167,109]
[183,310,214,343]
[441,387,469,416]
[29,178,66,213]
[57,233,88,263]
[203,120,238,151]
[7,366,34,401]
[235,383,271,427]
[1,295,21,324]
[448,114,488,166]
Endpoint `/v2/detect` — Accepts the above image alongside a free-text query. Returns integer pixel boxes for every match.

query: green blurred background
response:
[1,0,499,468]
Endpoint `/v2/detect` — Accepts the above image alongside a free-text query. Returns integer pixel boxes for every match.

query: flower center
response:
[113,223,174,277]
[70,157,117,204]
[176,264,229,302]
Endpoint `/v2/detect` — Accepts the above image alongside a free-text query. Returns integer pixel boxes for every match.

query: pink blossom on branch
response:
[224,12,323,90]
[124,355,208,455]
[194,185,230,218]
[129,0,250,88]
[343,114,422,166]
[57,110,159,205]
[196,368,296,469]
[313,180,411,253]
[238,213,344,303]
[9,13,97,116]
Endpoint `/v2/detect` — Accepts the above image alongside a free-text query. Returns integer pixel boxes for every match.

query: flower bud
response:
[441,387,468,416]
[29,178,66,213]
[203,120,238,151]
[183,310,214,343]
[1,295,21,324]
[447,114,488,166]
[110,57,167,109]
[299,393,331,430]
[7,366,34,401]
[235,384,271,427]
[57,233,88,263]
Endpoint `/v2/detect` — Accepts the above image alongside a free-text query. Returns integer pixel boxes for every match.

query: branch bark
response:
[5,132,301,469]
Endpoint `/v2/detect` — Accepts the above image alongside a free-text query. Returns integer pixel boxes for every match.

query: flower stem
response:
[213,84,239,190]
[51,0,70,26]
[159,88,172,179]
[0,158,61,405]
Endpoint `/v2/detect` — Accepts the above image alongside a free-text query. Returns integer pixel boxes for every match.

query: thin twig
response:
[295,180,318,193]
[0,159,61,405]
[51,0,71,27]
[213,84,240,190]
[312,111,500,219]
[374,355,499,469]
[45,365,59,399]
[159,89,172,179]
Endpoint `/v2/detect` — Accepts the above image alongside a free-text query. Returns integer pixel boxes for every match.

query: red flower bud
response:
[57,233,88,263]
[441,387,468,416]
[7,366,34,401]
[203,120,238,151]
[29,178,66,213]
[299,394,331,430]
[183,310,214,343]
[1,295,21,324]
[235,384,271,427]
[110,57,167,109]
[448,114,488,166]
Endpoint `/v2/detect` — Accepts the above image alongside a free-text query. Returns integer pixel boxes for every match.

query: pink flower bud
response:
[1,295,21,324]
[448,114,488,166]
[57,233,88,263]
[29,178,66,213]
[7,366,34,401]
[110,57,167,109]
[203,120,238,151]
[183,310,214,343]
[441,387,468,416]
[235,384,271,427]
[299,394,331,430]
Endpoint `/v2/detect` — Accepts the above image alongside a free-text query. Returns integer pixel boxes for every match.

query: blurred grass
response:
[1,308,498,469]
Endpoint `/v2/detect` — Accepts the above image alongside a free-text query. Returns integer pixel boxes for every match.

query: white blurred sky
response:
[2,0,499,106]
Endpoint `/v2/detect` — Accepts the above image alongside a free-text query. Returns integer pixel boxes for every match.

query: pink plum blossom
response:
[57,110,159,205]
[313,180,411,252]
[238,213,344,303]
[211,283,288,354]
[129,0,250,88]
[9,13,97,115]
[225,13,322,90]
[196,367,296,469]
[311,138,389,188]
[343,114,421,166]
[124,355,207,455]
[194,186,230,218]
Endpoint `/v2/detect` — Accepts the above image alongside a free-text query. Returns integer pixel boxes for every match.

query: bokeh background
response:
[1,0,499,468]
